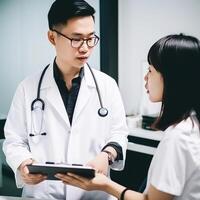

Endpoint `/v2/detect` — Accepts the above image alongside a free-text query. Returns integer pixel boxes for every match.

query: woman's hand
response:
[18,159,47,185]
[55,172,110,191]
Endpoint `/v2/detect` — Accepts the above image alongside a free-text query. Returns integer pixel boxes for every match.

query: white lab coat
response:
[3,62,128,200]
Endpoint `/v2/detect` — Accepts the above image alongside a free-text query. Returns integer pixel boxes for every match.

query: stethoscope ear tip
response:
[29,132,47,137]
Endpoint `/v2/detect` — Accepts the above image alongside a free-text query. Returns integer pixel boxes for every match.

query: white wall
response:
[119,0,200,115]
[0,0,99,116]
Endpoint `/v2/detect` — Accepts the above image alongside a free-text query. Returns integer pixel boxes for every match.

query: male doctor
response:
[3,0,128,199]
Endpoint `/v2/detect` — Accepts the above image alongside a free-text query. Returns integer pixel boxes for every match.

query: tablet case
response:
[27,163,95,180]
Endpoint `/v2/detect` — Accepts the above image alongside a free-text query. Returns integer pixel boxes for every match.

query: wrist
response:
[119,188,130,200]
[102,150,115,165]
[104,180,126,199]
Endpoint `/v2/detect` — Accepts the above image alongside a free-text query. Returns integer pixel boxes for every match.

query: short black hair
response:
[48,0,95,30]
[148,34,200,130]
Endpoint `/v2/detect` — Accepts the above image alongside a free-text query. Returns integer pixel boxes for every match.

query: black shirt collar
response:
[53,59,84,82]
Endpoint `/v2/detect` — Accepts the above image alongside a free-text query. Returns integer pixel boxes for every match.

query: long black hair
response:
[147,34,200,131]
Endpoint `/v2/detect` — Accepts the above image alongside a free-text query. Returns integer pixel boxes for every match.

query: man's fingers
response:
[20,159,34,174]
[22,174,47,184]
[22,173,43,179]
[25,178,45,185]
[21,159,33,168]
[23,165,30,174]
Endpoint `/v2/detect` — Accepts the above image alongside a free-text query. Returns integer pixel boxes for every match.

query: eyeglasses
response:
[52,29,99,48]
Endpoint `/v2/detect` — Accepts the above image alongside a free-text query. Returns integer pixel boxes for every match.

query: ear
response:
[48,30,56,45]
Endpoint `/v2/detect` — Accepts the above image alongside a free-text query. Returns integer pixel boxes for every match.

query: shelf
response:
[127,128,163,155]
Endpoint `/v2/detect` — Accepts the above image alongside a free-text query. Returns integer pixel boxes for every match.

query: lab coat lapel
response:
[41,63,70,127]
[72,64,96,124]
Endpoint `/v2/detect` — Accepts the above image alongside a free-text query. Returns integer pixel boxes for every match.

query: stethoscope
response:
[29,63,108,137]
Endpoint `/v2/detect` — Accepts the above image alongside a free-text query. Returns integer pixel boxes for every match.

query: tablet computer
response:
[27,163,95,180]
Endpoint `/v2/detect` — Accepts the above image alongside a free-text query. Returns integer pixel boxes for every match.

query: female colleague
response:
[55,34,200,200]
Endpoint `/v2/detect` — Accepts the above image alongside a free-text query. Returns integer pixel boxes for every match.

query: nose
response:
[79,41,89,52]
[144,73,148,81]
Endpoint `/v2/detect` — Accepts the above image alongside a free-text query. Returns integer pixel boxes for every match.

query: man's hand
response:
[87,152,109,175]
[18,159,47,185]
[87,147,117,175]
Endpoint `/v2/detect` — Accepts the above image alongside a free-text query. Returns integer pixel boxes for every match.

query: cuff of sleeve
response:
[16,168,25,188]
[9,154,33,188]
[101,142,123,161]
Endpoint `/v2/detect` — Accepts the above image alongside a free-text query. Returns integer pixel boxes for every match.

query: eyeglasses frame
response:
[51,29,99,48]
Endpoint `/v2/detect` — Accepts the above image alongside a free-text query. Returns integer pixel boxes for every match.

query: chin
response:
[73,62,85,69]
[148,95,159,102]
[77,58,88,65]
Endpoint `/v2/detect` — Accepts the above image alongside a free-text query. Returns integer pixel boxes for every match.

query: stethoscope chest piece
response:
[98,107,108,117]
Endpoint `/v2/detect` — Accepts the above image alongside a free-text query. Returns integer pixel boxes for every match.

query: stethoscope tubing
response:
[30,63,108,137]
[87,64,103,108]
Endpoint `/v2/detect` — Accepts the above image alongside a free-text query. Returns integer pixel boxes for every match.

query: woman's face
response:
[144,65,164,102]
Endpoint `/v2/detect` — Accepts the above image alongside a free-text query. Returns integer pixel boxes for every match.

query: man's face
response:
[49,16,96,69]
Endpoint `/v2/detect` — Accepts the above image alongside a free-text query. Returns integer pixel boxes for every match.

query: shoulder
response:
[164,117,199,143]
[12,69,45,101]
[161,117,200,163]
[21,70,42,85]
[18,65,50,90]
[89,68,119,93]
[91,68,116,83]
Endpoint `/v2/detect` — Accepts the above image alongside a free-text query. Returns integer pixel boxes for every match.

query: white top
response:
[145,116,200,200]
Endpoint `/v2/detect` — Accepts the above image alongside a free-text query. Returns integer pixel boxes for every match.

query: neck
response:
[55,58,82,82]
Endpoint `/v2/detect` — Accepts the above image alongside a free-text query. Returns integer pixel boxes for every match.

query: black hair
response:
[48,0,95,30]
[147,34,200,131]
